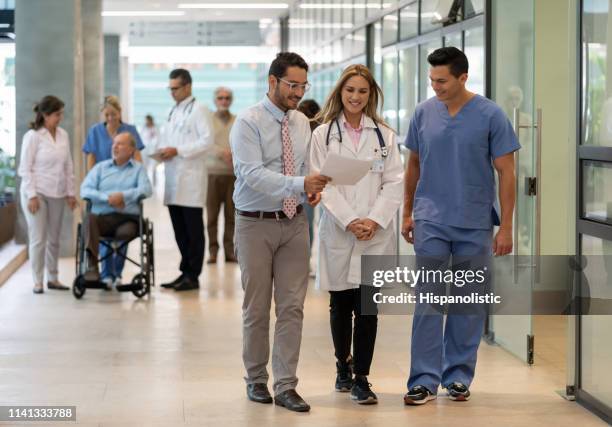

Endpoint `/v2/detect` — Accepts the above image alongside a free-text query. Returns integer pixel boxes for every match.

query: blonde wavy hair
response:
[101,95,122,113]
[314,64,389,129]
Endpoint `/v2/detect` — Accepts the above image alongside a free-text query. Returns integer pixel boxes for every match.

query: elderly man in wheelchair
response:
[74,131,154,299]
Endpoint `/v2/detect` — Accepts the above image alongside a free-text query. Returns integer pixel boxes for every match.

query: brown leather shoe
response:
[207,256,217,264]
[274,389,310,412]
[247,383,273,404]
[225,255,238,263]
[47,281,69,291]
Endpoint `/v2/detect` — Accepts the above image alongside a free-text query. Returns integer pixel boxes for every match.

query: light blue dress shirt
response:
[405,94,521,230]
[230,95,311,211]
[80,159,152,215]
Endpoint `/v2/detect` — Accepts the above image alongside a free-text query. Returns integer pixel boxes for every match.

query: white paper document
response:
[320,153,373,186]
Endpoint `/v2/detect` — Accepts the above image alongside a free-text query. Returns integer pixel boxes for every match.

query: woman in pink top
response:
[18,96,77,294]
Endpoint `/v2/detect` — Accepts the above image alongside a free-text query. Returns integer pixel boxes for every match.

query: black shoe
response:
[350,375,378,404]
[335,358,353,392]
[161,274,184,289]
[225,255,238,263]
[274,389,310,412]
[174,277,199,292]
[246,383,273,404]
[404,385,437,406]
[446,382,471,401]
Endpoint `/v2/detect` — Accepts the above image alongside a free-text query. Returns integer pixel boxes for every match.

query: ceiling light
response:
[178,3,289,9]
[102,11,186,17]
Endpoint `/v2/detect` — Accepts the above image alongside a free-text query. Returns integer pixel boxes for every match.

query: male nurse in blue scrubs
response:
[401,47,520,405]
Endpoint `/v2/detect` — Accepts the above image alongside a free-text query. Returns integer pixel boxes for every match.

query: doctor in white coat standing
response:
[310,64,404,405]
[157,68,213,291]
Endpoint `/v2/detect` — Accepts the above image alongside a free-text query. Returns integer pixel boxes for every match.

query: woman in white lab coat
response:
[310,64,404,404]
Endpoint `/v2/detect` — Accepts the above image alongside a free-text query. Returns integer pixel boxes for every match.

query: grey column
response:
[15,0,101,259]
[104,34,121,97]
[82,0,103,131]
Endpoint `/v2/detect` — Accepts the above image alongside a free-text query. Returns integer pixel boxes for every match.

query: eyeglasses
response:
[216,96,232,101]
[277,77,311,93]
[168,85,185,92]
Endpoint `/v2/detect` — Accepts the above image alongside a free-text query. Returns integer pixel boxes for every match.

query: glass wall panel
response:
[399,1,418,40]
[419,38,442,101]
[373,22,383,84]
[464,26,485,95]
[367,0,381,19]
[444,31,462,48]
[421,0,454,33]
[382,50,398,130]
[382,12,399,46]
[465,0,486,18]
[583,161,612,225]
[342,35,353,61]
[351,28,367,58]
[580,234,612,408]
[343,0,354,28]
[398,45,418,137]
[355,0,367,24]
[583,0,612,146]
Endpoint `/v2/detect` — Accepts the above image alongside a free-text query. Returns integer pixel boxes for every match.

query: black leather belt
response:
[237,205,303,220]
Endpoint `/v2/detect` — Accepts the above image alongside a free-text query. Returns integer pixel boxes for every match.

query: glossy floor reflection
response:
[0,195,607,426]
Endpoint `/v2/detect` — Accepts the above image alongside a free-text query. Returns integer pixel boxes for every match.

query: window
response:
[419,39,442,100]
[398,46,418,136]
[382,12,399,46]
[382,50,398,130]
[464,26,484,95]
[399,2,418,40]
[583,161,612,225]
[444,32,462,48]
[420,0,454,33]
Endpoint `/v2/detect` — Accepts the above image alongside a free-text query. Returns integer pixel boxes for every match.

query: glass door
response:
[489,0,538,363]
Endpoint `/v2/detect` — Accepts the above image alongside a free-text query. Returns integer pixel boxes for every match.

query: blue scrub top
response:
[82,122,145,163]
[405,94,520,230]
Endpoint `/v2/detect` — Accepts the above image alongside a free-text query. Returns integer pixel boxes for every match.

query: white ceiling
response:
[103,0,297,36]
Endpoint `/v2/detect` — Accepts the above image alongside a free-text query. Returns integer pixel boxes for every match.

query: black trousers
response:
[329,286,378,376]
[168,205,205,281]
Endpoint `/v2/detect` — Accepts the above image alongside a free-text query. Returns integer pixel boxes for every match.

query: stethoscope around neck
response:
[325,117,388,158]
[167,97,196,122]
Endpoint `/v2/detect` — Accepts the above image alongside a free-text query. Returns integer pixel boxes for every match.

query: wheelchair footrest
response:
[116,283,144,292]
[84,281,108,289]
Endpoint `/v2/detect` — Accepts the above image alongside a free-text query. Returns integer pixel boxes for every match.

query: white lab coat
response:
[159,96,213,207]
[310,114,404,291]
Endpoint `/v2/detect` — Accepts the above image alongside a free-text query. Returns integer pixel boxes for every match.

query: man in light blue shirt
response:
[80,132,152,285]
[230,52,329,413]
[402,47,520,405]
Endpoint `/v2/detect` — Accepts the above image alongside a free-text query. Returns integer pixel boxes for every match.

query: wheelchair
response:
[73,197,155,299]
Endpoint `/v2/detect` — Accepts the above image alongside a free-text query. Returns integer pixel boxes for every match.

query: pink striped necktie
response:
[281,114,298,219]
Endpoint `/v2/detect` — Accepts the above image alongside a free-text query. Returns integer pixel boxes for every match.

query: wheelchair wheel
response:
[75,223,83,277]
[146,221,155,287]
[73,275,86,299]
[131,273,150,299]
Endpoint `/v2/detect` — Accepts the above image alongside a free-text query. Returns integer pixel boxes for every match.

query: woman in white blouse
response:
[18,95,77,294]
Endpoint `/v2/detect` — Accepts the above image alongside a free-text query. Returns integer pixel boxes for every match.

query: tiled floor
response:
[0,196,608,426]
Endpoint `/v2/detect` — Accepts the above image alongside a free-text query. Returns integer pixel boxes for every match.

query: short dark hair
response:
[297,99,320,119]
[268,52,309,79]
[169,68,192,86]
[427,47,469,78]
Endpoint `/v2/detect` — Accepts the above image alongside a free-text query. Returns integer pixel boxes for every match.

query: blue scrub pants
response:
[408,220,492,394]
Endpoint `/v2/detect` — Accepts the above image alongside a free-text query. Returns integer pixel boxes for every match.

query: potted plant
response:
[0,148,16,245]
